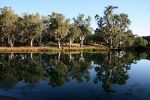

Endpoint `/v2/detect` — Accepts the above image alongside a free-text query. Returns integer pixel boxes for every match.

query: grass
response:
[0,46,109,53]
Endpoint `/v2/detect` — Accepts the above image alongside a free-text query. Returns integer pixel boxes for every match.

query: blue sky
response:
[0,0,150,36]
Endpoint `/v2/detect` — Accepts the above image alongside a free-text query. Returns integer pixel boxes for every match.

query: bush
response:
[133,37,148,47]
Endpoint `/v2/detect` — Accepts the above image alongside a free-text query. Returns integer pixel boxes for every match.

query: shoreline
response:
[0,46,109,53]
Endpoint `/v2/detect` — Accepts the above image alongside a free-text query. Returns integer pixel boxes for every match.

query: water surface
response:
[0,51,150,100]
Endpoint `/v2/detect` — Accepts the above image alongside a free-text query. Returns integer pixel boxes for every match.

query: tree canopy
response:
[95,5,134,48]
[0,6,148,49]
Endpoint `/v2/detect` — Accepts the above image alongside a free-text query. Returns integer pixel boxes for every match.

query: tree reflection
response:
[67,52,91,83]
[94,51,149,92]
[0,53,45,88]
[0,51,148,91]
[47,59,69,87]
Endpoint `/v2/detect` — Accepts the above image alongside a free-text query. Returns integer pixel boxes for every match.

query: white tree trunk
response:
[58,52,61,60]
[80,36,84,47]
[58,38,61,49]
[10,39,14,47]
[80,39,83,47]
[30,38,34,47]
[30,52,33,60]
[8,38,14,47]
[79,52,84,62]
[69,38,72,48]
[9,53,14,60]
[69,52,73,61]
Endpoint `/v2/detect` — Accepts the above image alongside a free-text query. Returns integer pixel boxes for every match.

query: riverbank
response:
[0,46,109,53]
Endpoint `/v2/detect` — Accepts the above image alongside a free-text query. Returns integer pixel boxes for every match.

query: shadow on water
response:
[0,51,149,100]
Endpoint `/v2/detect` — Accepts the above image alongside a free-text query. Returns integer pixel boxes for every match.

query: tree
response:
[0,7,18,47]
[112,13,131,48]
[73,14,92,47]
[134,37,148,47]
[95,5,132,48]
[20,13,43,47]
[67,24,80,48]
[94,17,108,45]
[122,30,135,48]
[47,12,70,48]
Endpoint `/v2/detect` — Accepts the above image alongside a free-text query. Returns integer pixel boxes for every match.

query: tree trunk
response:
[30,52,36,63]
[69,38,72,48]
[108,51,112,64]
[80,36,84,47]
[8,38,14,47]
[30,38,34,47]
[30,52,33,60]
[79,52,84,62]
[58,38,61,49]
[10,39,14,47]
[109,37,112,49]
[69,52,73,61]
[58,52,61,60]
[80,40,83,47]
[9,53,14,60]
[118,40,121,48]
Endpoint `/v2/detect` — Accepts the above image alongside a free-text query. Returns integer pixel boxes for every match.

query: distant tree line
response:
[0,6,148,48]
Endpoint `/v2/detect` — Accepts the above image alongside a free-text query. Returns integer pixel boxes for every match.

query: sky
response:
[0,0,150,36]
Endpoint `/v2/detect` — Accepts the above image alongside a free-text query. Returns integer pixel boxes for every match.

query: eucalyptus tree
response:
[67,24,80,48]
[0,7,18,47]
[122,30,135,48]
[95,6,118,48]
[73,14,92,47]
[95,5,132,48]
[47,12,70,48]
[112,13,131,48]
[133,37,148,47]
[20,13,43,47]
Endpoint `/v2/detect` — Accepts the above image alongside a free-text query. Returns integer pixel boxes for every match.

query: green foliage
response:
[20,13,43,46]
[133,37,148,47]
[0,6,148,50]
[122,30,135,48]
[50,12,70,39]
[123,38,134,48]
[95,5,133,48]
[67,24,80,40]
[73,14,92,47]
[47,12,70,48]
[66,24,80,48]
[0,7,18,47]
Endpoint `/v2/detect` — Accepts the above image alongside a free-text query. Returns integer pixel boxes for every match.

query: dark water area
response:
[0,51,150,100]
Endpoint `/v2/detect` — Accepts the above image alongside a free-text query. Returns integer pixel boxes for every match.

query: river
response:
[0,51,149,100]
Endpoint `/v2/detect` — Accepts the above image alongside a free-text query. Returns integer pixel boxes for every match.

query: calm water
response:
[0,51,150,100]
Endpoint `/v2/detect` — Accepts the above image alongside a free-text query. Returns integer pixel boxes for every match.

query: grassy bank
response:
[0,46,109,53]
